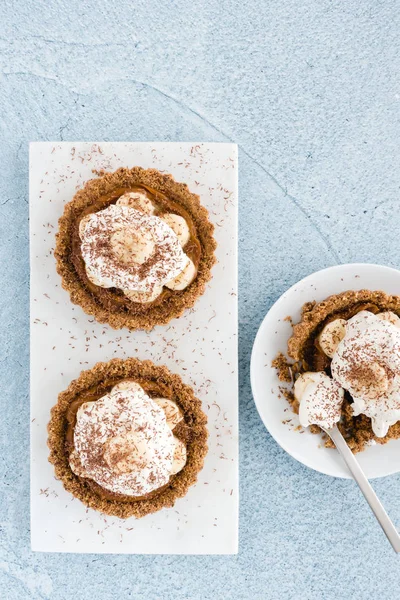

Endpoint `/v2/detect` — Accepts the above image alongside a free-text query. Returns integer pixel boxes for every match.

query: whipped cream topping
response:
[295,372,344,429]
[80,203,190,297]
[69,381,186,496]
[331,311,400,437]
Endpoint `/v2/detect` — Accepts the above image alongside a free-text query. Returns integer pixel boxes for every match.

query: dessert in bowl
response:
[277,290,400,452]
[55,167,216,329]
[250,264,400,478]
[47,358,208,518]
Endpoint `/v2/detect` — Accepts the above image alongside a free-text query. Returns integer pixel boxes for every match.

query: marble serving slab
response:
[29,142,238,554]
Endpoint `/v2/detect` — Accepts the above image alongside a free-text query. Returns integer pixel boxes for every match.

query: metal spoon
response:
[322,424,400,553]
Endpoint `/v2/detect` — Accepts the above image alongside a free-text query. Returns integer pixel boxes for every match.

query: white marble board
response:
[29,142,238,554]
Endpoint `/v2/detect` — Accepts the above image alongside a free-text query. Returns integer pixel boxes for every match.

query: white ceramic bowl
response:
[251,263,400,479]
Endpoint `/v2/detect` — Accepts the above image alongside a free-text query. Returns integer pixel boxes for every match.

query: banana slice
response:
[79,215,92,239]
[162,214,190,246]
[111,380,143,394]
[377,311,400,327]
[294,372,328,402]
[165,258,196,291]
[104,432,148,475]
[110,228,154,265]
[154,398,183,429]
[318,319,347,358]
[116,192,154,215]
[123,285,163,304]
[349,361,389,400]
[170,437,187,475]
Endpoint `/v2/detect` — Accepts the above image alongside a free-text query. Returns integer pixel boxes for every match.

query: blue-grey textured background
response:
[1,0,400,598]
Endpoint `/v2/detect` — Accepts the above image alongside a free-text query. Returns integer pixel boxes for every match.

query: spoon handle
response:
[326,425,400,553]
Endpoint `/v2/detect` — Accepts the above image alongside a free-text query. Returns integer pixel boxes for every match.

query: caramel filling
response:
[71,185,202,314]
[65,377,190,502]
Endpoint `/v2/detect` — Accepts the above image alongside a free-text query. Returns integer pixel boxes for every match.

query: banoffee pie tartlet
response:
[47,358,208,518]
[55,167,216,330]
[274,290,400,453]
